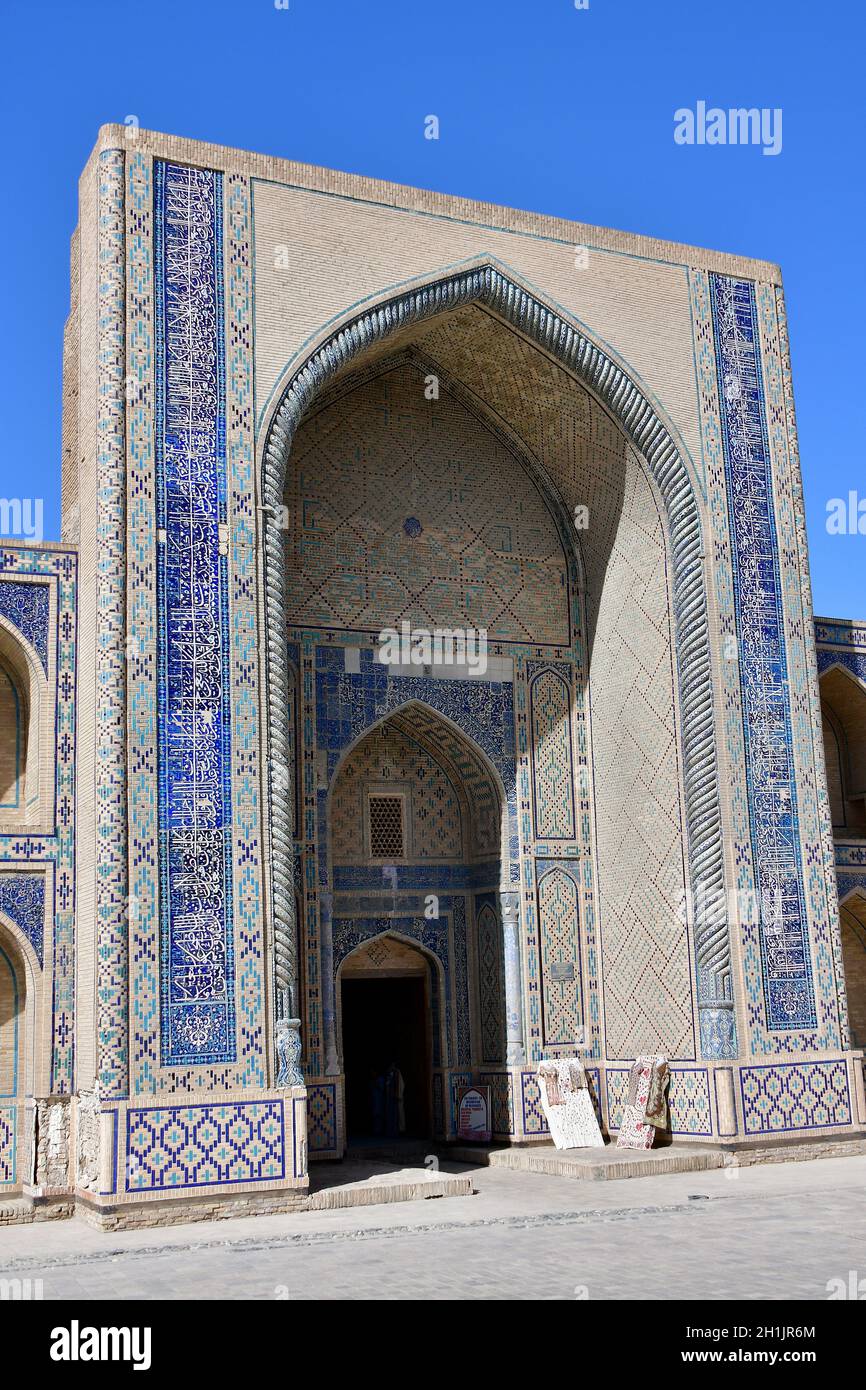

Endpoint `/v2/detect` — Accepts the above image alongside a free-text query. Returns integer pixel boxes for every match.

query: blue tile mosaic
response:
[0,874,45,967]
[314,647,519,884]
[154,162,236,1065]
[0,579,49,675]
[711,274,815,1031]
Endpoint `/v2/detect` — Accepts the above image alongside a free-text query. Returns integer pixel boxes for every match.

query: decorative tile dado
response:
[306,1083,338,1153]
[711,274,815,1032]
[125,1101,285,1191]
[605,1068,630,1129]
[520,1070,549,1135]
[448,1070,473,1133]
[519,1065,602,1134]
[0,1105,15,1185]
[740,1060,851,1135]
[607,1065,712,1135]
[155,162,236,1066]
[477,1070,514,1135]
[0,579,49,674]
[667,1068,713,1137]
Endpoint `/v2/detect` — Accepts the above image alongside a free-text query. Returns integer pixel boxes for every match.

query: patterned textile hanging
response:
[536,1058,605,1149]
[616,1055,670,1150]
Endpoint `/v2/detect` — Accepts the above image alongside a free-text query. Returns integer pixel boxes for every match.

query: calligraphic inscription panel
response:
[155,161,236,1065]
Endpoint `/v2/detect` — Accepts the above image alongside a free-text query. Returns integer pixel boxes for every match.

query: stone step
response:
[447,1142,721,1181]
[447,1130,866,1180]
[306,1160,474,1210]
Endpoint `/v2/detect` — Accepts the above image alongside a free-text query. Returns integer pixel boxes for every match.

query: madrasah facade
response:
[0,126,864,1228]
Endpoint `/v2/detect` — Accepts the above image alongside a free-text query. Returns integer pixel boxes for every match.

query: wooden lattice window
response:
[369,794,405,859]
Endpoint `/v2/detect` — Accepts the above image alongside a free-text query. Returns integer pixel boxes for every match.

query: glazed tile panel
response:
[0,1106,14,1184]
[307,1083,338,1153]
[126,1101,285,1191]
[0,580,49,675]
[0,875,45,966]
[155,162,236,1065]
[710,274,815,1032]
[740,1061,851,1135]
[0,549,77,1093]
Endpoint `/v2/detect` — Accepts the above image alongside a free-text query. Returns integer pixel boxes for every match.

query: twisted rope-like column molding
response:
[261,265,736,1065]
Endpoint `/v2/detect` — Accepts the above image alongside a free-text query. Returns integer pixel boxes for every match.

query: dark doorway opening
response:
[342,975,432,1140]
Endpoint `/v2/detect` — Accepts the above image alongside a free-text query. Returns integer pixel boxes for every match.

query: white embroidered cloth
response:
[536,1058,604,1149]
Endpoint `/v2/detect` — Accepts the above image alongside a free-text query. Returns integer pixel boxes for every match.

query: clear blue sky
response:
[1,0,862,617]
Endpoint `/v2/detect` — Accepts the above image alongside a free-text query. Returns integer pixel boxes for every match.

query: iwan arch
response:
[1,127,864,1227]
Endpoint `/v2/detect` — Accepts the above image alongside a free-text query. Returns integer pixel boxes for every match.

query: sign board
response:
[456,1085,491,1143]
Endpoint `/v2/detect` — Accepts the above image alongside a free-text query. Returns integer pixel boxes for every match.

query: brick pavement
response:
[2,1155,865,1300]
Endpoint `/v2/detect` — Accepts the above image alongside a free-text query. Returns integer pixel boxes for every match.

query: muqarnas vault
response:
[1,127,865,1228]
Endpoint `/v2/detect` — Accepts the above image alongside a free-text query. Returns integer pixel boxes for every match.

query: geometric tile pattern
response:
[125,1101,285,1191]
[575,437,694,1061]
[536,866,583,1047]
[740,1060,851,1135]
[0,548,77,1093]
[476,901,505,1064]
[607,1065,712,1135]
[604,1068,631,1130]
[0,1105,14,1184]
[95,147,130,1098]
[315,657,516,870]
[529,670,575,839]
[386,704,502,859]
[0,580,49,674]
[223,171,269,1091]
[125,147,161,1095]
[477,1070,514,1135]
[0,874,45,967]
[154,162,236,1065]
[280,273,723,1071]
[520,1070,550,1136]
[666,1068,713,1136]
[331,722,462,863]
[519,1067,603,1136]
[710,274,815,1031]
[286,362,571,645]
[306,1083,338,1153]
[309,649,518,1075]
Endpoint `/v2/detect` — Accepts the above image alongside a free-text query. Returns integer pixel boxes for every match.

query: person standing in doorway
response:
[384,1061,405,1137]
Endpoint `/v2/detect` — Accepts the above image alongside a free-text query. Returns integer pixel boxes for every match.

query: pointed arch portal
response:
[262,263,736,1081]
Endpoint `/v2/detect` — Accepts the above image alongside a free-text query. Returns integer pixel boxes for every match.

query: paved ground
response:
[2,1154,866,1299]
